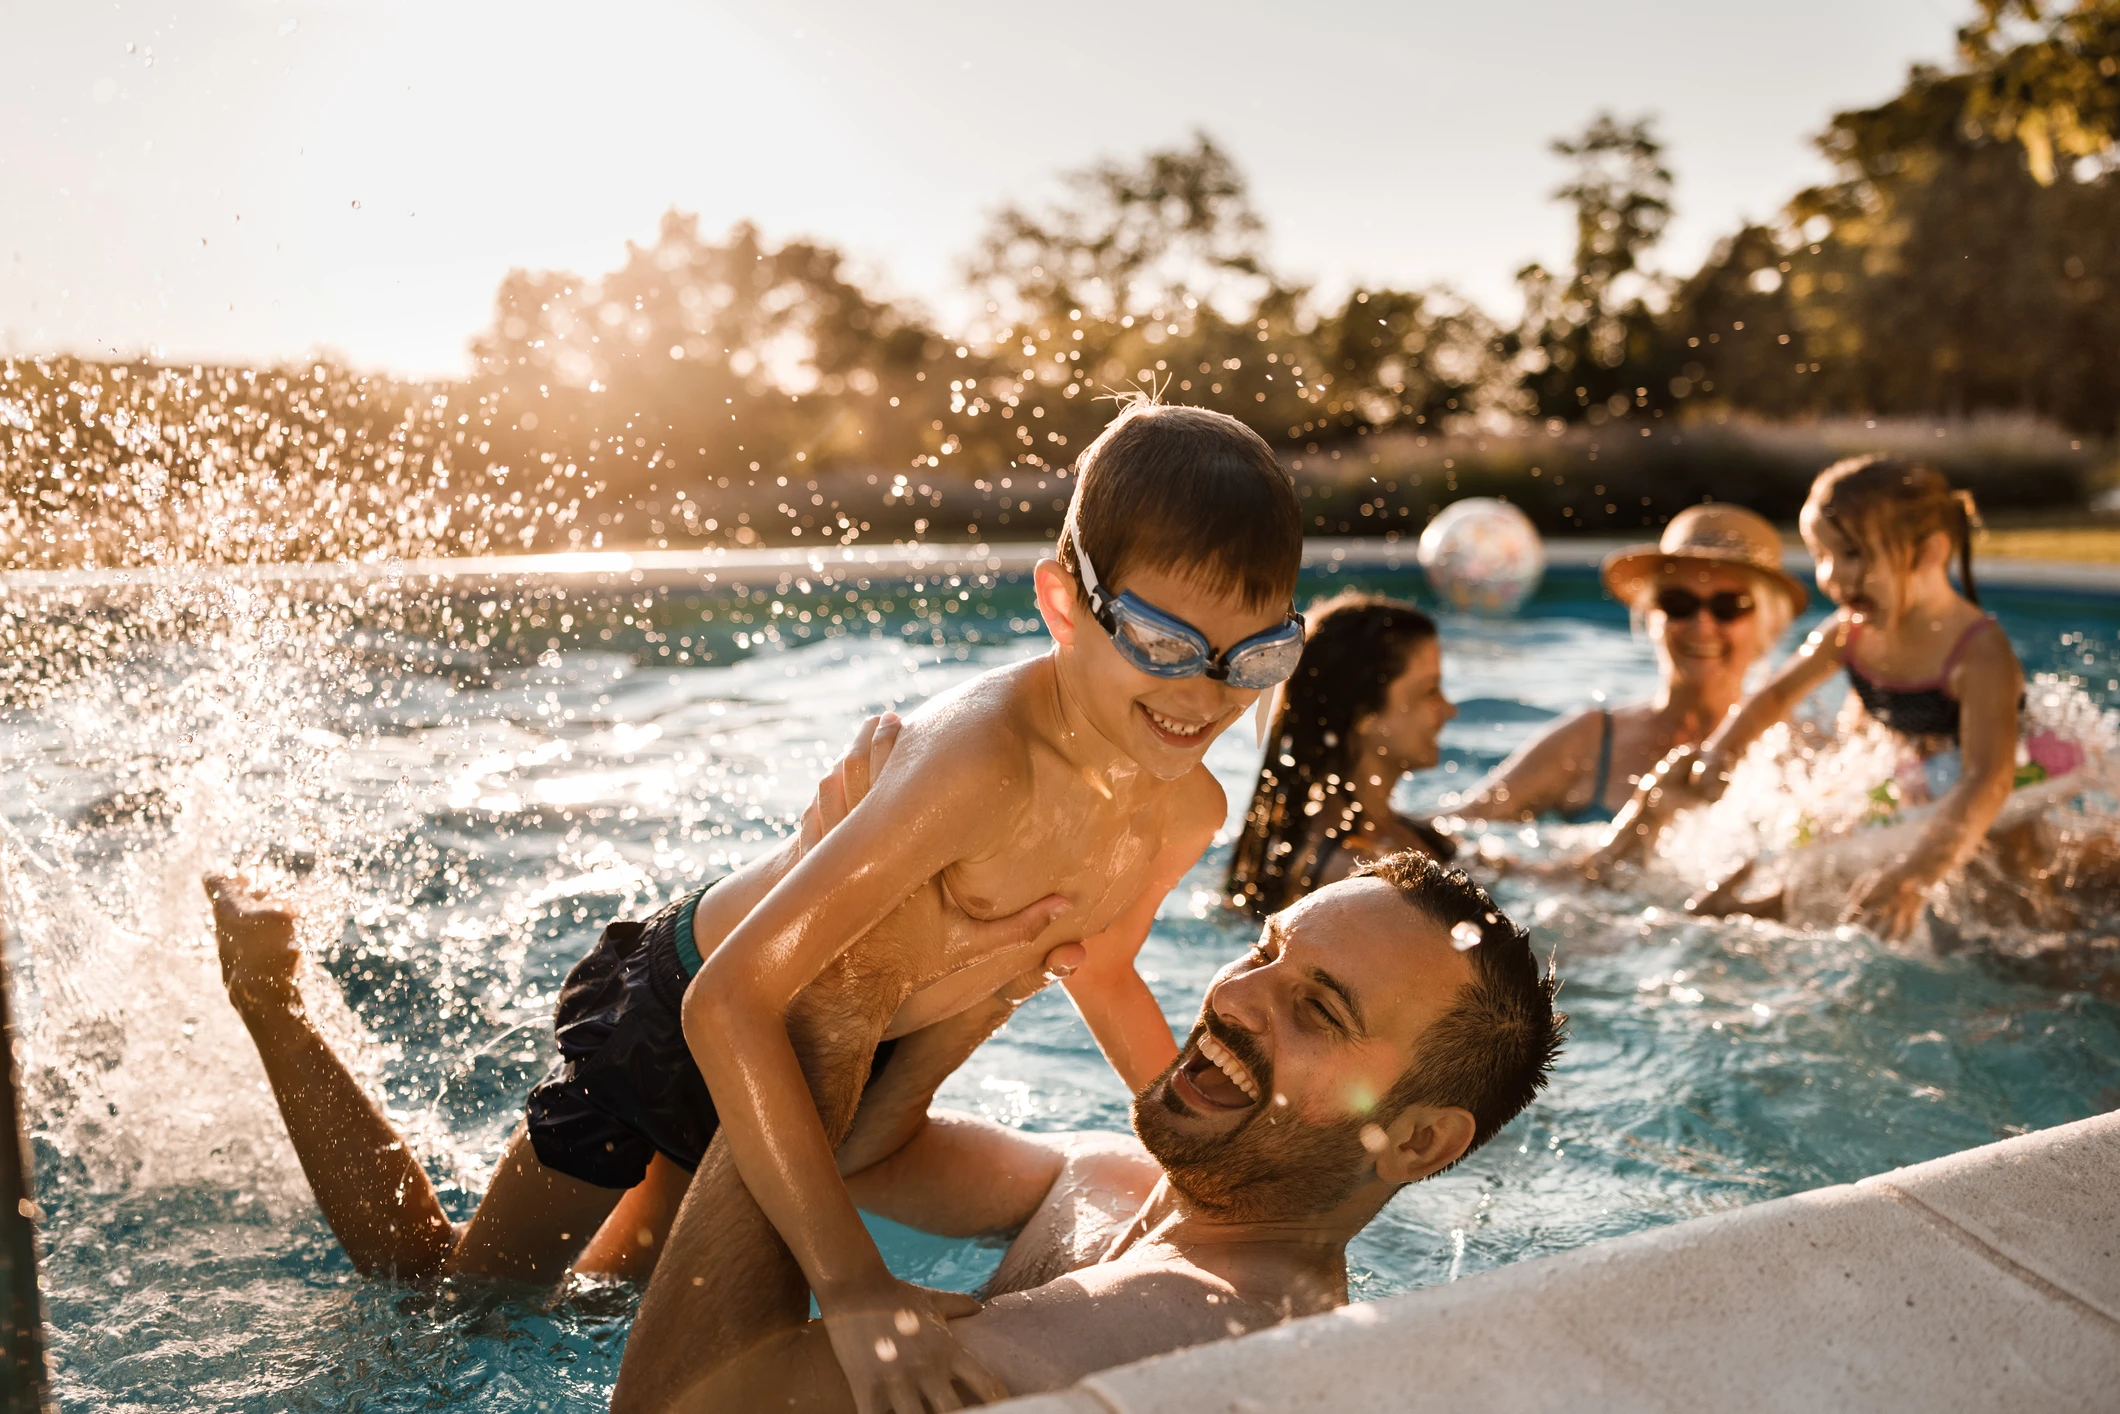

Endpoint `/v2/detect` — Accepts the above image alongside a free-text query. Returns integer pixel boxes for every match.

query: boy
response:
[214,400,1306,1412]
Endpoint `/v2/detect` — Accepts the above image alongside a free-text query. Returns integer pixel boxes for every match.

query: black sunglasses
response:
[1656,588,1756,622]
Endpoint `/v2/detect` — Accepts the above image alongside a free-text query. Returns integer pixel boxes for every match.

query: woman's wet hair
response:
[1226,593,1446,916]
[1808,455,1982,605]
[1056,398,1303,611]
[1354,850,1564,1161]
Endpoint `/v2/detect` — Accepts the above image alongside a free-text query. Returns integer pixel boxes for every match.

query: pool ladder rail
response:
[0,913,50,1414]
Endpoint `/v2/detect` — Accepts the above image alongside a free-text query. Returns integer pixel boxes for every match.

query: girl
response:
[1592,457,2030,940]
[1227,593,1457,915]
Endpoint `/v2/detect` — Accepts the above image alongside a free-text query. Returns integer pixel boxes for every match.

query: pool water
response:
[5,560,2118,1412]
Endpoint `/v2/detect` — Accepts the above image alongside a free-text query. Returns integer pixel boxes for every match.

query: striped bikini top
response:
[1844,615,2001,741]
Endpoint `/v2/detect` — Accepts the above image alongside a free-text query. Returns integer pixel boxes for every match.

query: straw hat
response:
[1601,504,1809,616]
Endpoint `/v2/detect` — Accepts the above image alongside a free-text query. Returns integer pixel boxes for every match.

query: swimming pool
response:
[6,557,2117,1411]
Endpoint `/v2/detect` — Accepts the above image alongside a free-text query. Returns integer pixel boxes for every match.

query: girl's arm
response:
[1454,708,1610,820]
[683,729,1056,1412]
[1848,630,2022,939]
[1063,773,1221,1092]
[1591,619,1848,871]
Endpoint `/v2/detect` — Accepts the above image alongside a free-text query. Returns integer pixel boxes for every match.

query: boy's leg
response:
[211,875,625,1282]
[573,1151,692,1283]
[213,875,460,1278]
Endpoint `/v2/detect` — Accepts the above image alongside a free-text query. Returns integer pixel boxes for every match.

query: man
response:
[615,850,1563,1411]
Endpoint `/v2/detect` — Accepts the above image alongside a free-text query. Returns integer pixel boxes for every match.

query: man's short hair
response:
[1352,851,1564,1160]
[1057,400,1303,612]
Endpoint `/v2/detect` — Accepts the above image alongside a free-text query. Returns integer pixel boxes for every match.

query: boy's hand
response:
[820,1276,1005,1412]
[802,713,902,853]
[203,874,302,1015]
[1845,863,1933,941]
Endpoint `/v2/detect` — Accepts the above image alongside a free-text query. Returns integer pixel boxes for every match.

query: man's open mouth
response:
[1170,1030,1262,1112]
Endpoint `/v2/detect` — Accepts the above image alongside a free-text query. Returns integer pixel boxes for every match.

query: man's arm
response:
[677,1261,1273,1412]
[846,1111,1070,1239]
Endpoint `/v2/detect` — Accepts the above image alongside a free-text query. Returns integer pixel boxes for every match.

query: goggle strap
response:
[1066,512,1106,610]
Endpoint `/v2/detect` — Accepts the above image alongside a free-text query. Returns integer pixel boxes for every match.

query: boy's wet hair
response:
[1352,850,1564,1161]
[1808,456,1982,605]
[1057,399,1303,612]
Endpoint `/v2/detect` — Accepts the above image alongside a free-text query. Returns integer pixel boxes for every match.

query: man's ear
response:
[1034,558,1081,647]
[1369,1103,1476,1185]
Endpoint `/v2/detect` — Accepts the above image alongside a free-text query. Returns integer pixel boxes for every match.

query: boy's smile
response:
[1099,562,1289,774]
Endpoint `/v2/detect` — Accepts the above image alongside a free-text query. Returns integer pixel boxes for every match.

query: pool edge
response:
[990,1111,2120,1413]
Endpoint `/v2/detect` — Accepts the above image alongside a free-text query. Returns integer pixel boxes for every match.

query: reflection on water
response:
[4,564,2119,1410]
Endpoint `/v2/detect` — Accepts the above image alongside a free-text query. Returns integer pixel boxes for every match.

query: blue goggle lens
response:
[1102,595,1305,689]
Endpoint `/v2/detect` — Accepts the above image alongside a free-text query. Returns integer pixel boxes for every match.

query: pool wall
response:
[993,1110,2120,1413]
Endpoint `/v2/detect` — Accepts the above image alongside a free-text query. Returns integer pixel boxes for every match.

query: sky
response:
[2,0,1968,379]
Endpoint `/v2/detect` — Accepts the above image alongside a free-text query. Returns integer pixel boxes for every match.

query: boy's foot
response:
[204,874,304,1015]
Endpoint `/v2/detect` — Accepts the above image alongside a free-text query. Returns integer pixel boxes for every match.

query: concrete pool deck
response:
[993,1111,2120,1413]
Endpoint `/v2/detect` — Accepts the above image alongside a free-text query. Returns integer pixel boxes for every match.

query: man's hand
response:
[820,1276,1007,1413]
[1844,862,1935,941]
[801,713,902,854]
[804,714,1074,971]
[203,874,303,1015]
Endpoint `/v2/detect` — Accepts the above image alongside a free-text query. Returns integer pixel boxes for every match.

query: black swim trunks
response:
[524,881,896,1189]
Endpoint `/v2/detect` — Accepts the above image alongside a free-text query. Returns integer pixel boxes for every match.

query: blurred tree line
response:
[1523,0,2120,434]
[451,0,2113,548]
[5,0,2113,564]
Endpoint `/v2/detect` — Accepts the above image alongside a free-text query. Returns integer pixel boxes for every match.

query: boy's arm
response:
[1062,770,1221,1093]
[1848,630,2023,939]
[683,728,1059,1410]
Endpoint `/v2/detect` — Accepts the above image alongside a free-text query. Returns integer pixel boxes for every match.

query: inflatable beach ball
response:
[1417,497,1545,614]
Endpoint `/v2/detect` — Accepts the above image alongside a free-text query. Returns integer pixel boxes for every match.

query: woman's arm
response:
[1847,629,2022,939]
[1454,709,1610,820]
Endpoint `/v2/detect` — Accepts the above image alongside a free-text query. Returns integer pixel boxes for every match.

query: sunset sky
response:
[3,0,1963,377]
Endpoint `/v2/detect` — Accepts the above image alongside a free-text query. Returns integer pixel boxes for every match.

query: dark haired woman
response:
[1226,593,1457,915]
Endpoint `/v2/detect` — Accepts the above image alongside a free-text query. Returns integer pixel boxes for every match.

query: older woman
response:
[1226,593,1458,914]
[1453,505,1807,823]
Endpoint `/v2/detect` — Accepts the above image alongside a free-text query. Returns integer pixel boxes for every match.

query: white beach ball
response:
[1417,497,1545,614]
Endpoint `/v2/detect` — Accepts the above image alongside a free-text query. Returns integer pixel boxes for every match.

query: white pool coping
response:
[991,1111,2120,1413]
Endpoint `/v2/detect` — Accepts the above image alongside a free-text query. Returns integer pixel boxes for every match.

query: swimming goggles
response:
[1655,588,1756,623]
[1073,536,1306,689]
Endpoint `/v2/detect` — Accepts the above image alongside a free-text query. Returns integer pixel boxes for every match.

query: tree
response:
[1514,114,1678,423]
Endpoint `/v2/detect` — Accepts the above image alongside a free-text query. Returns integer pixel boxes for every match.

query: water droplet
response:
[1451,920,1483,951]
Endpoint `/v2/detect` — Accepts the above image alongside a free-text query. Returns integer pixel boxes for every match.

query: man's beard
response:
[1131,1015,1372,1223]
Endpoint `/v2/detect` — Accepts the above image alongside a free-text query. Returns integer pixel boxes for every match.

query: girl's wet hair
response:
[1808,456,1982,605]
[1226,593,1447,916]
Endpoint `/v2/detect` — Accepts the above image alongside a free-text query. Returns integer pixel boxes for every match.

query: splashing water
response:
[5,373,2119,1408]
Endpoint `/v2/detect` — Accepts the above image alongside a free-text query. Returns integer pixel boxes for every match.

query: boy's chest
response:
[941,783,1168,938]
